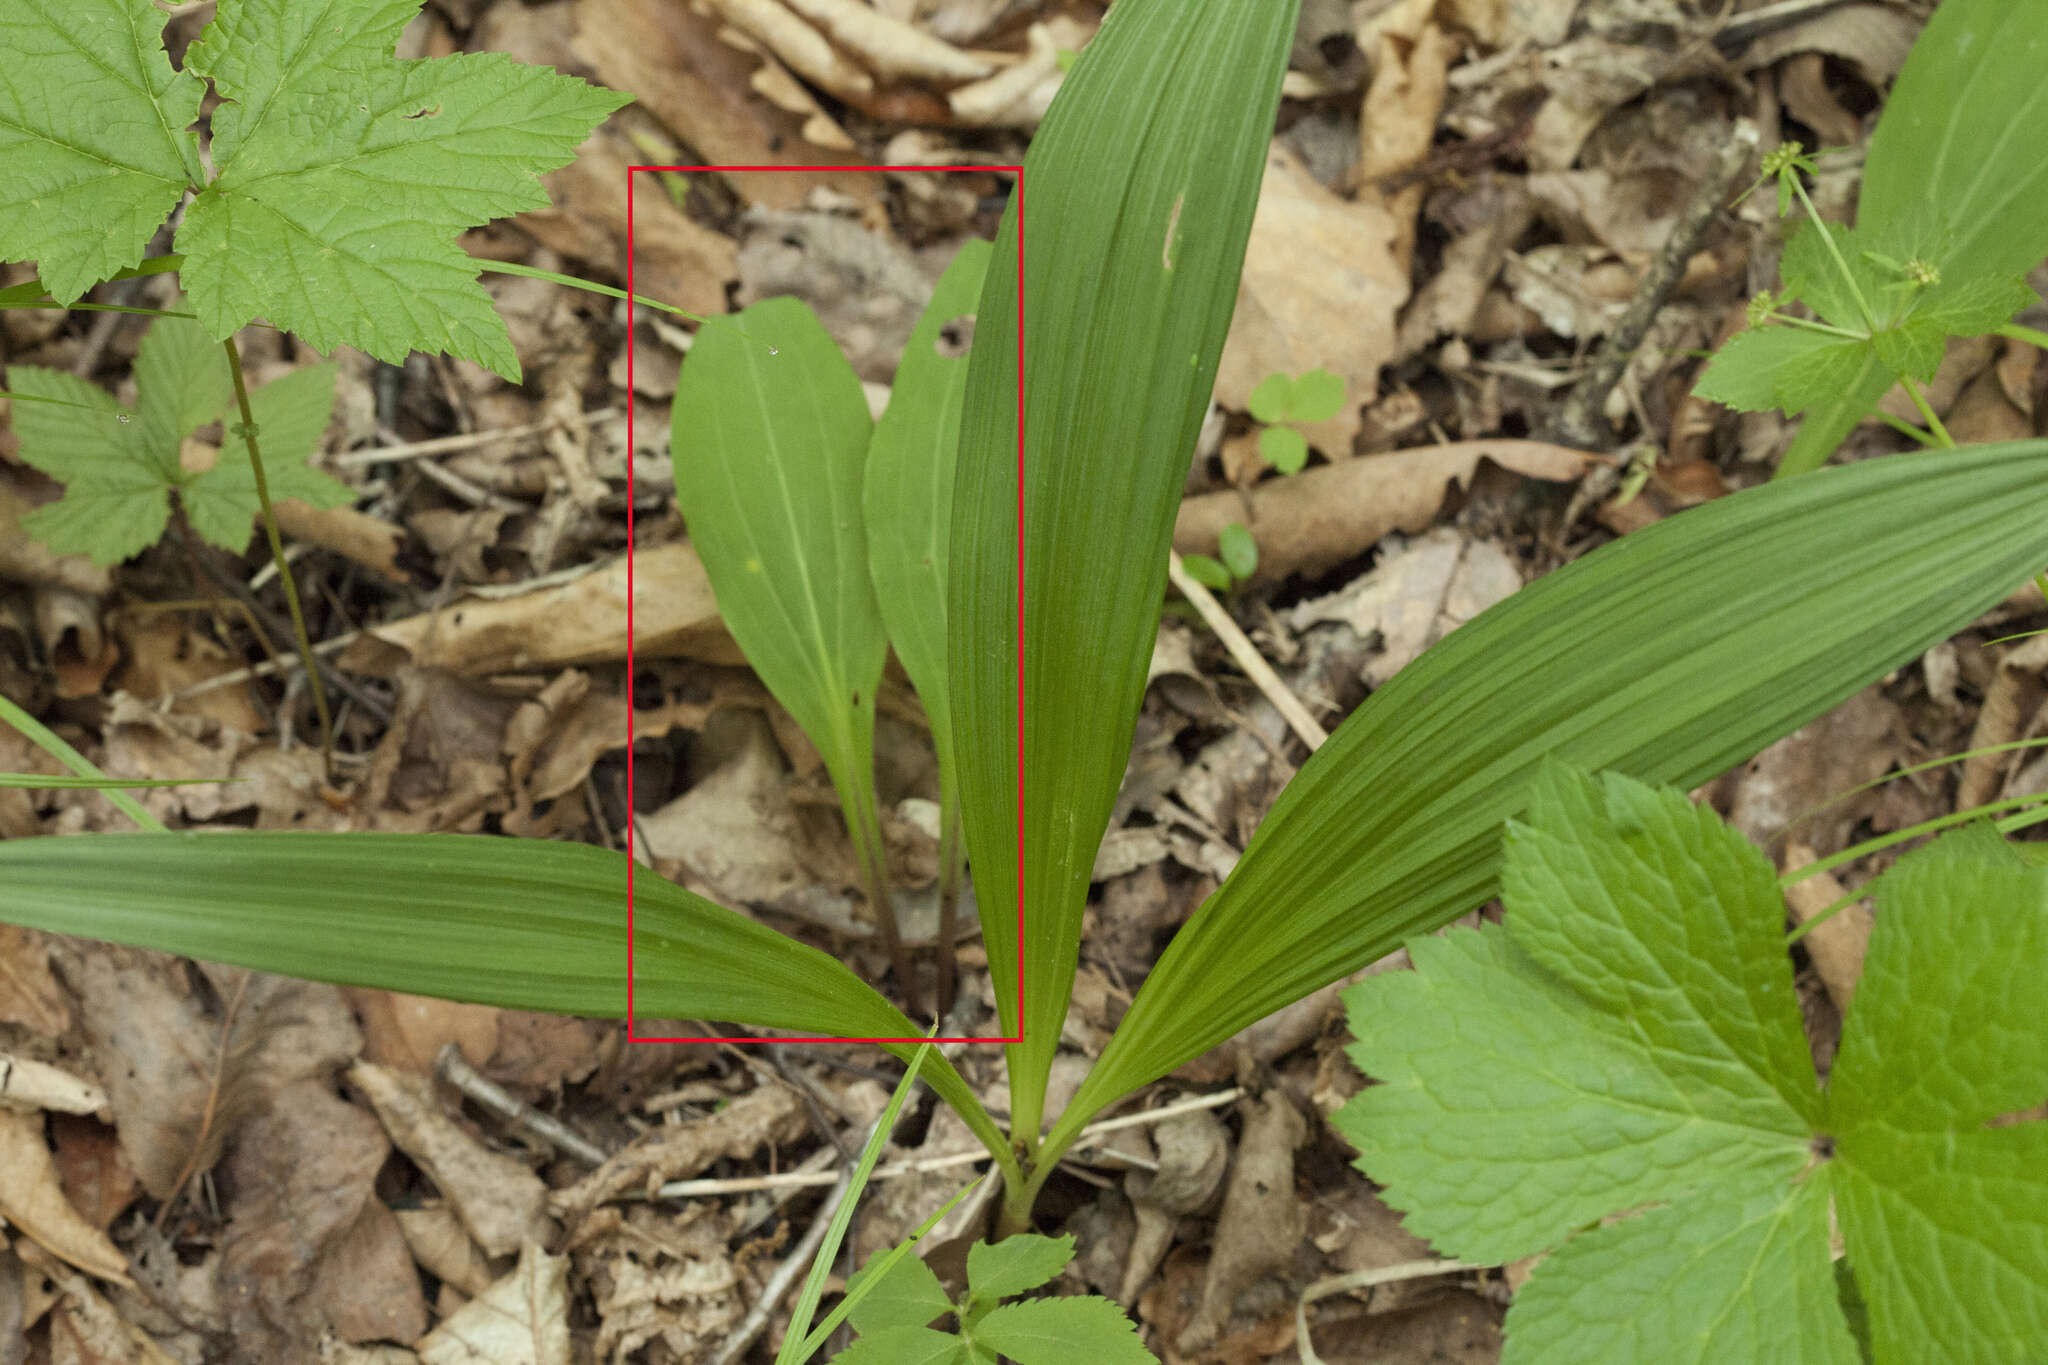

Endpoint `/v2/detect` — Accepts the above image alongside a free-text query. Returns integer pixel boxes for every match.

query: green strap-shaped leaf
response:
[0,830,1009,1165]
[949,0,1298,1141]
[1051,439,2048,1155]
[864,240,992,921]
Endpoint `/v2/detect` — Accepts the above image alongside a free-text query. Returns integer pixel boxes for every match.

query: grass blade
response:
[949,0,1299,1144]
[1053,439,2048,1157]
[865,239,993,1013]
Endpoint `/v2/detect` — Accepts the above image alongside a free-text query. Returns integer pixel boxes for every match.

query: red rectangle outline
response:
[625,164,1024,1045]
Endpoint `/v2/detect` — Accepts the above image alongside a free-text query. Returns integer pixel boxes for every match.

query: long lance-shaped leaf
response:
[0,830,1015,1178]
[671,297,911,1001]
[864,240,992,1006]
[949,0,1298,1144]
[1048,439,2048,1160]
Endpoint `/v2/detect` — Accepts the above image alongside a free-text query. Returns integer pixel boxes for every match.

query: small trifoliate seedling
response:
[1246,367,1345,474]
[830,1232,1156,1364]
[1334,762,2048,1364]
[7,312,345,565]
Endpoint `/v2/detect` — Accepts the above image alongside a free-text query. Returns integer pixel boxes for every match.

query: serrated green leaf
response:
[132,313,232,452]
[6,364,173,564]
[1860,0,2048,287]
[671,296,897,978]
[965,1234,1073,1306]
[1869,318,1944,386]
[1822,824,2048,1362]
[1055,440,2048,1156]
[1694,326,1867,415]
[1500,1184,1857,1365]
[1259,423,1308,474]
[1246,371,1292,423]
[970,1297,1156,1365]
[947,0,1298,1140]
[1217,523,1258,581]
[1288,368,1345,423]
[1777,347,1893,478]
[826,1325,966,1365]
[1331,769,1815,1261]
[1909,271,2041,345]
[1179,554,1231,591]
[1778,221,1886,332]
[847,1252,953,1336]
[18,469,172,566]
[0,1,628,382]
[0,0,205,304]
[176,2,629,378]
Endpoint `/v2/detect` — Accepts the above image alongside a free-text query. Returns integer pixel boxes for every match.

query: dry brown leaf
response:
[1781,844,1873,1014]
[1947,364,2035,446]
[1359,22,1455,272]
[340,545,735,679]
[37,588,118,702]
[1120,1107,1230,1308]
[708,0,875,99]
[1174,440,1590,585]
[0,1057,103,1115]
[1736,3,1919,87]
[1214,145,1407,460]
[574,0,885,212]
[1958,634,2048,811]
[0,926,70,1036]
[347,990,502,1077]
[1777,52,1862,149]
[394,1206,496,1299]
[947,20,1064,127]
[348,1061,556,1259]
[1724,685,1901,852]
[0,1112,130,1285]
[316,1198,431,1347]
[47,1116,136,1234]
[781,0,992,82]
[33,1256,177,1365]
[1289,528,1524,686]
[415,1244,569,1365]
[1180,1092,1307,1354]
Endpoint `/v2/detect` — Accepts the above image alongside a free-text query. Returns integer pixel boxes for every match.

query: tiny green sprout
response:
[1247,367,1346,475]
[1180,553,1233,591]
[1218,522,1258,581]
[1745,290,1779,330]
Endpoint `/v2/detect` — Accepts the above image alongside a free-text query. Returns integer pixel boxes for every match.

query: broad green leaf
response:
[0,1,628,381]
[1826,825,2048,1362]
[0,0,205,304]
[846,1253,952,1335]
[1288,368,1345,423]
[1054,439,2048,1151]
[1217,523,1258,581]
[970,1297,1156,1365]
[965,1233,1072,1306]
[1333,767,1817,1262]
[1258,424,1309,474]
[947,0,1298,1140]
[1246,372,1291,423]
[1501,1185,1853,1365]
[1859,0,2048,287]
[1327,768,2048,1364]
[671,296,900,987]
[864,239,992,913]
[0,830,1005,1162]
[9,317,344,563]
[1693,326,1870,416]
[827,1327,965,1365]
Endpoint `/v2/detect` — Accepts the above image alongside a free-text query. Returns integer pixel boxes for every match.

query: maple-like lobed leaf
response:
[0,0,205,304]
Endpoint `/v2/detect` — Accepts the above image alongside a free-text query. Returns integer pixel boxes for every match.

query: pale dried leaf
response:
[0,1113,130,1284]
[0,1057,104,1115]
[416,1244,569,1365]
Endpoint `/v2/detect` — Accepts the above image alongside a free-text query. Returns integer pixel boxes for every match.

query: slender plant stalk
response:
[222,336,333,776]
[836,762,919,1019]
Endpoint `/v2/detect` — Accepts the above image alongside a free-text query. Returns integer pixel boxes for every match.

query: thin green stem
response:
[223,336,334,778]
[1788,178,1879,333]
[934,752,964,1021]
[1871,407,1940,447]
[1760,311,1868,342]
[1898,374,1954,447]
[0,693,168,832]
[1999,321,2048,352]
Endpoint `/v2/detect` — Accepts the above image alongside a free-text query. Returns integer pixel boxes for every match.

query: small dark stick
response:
[1542,121,1761,453]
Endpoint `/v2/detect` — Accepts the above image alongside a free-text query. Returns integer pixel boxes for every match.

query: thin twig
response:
[436,1044,608,1167]
[1542,120,1760,451]
[1296,1258,1484,1365]
[223,336,336,775]
[333,406,620,467]
[1167,551,1328,751]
